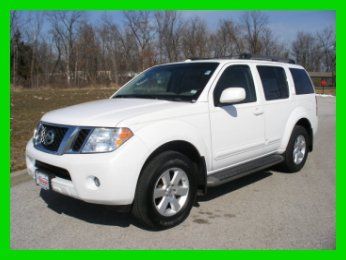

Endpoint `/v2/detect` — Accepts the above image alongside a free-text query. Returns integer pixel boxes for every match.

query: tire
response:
[280,125,309,173]
[132,151,197,229]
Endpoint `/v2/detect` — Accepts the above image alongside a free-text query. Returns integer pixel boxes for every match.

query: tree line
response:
[10,11,336,88]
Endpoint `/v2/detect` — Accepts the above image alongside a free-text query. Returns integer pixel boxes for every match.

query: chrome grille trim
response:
[34,122,94,155]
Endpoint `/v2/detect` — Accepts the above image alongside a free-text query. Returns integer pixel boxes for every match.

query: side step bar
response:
[207,154,284,187]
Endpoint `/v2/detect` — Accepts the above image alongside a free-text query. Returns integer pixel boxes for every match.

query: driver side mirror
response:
[219,87,246,104]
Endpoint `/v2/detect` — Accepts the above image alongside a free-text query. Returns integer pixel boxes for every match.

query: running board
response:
[207,154,284,187]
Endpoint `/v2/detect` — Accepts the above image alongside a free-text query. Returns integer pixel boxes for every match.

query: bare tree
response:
[75,22,99,85]
[261,28,289,58]
[292,31,322,71]
[210,19,244,58]
[154,11,183,62]
[24,13,44,87]
[10,11,336,88]
[10,11,19,85]
[123,11,156,70]
[316,27,336,72]
[36,39,55,86]
[10,11,21,40]
[98,14,133,85]
[241,11,269,55]
[48,11,83,85]
[181,17,210,58]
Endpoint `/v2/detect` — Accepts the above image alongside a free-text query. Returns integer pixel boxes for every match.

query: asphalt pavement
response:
[10,96,335,249]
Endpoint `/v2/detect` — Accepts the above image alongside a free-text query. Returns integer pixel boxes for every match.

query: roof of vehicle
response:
[189,53,295,63]
[184,59,304,69]
[160,53,305,69]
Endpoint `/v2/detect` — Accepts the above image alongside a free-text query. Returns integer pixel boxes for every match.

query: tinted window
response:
[290,68,314,94]
[214,65,256,106]
[257,66,289,100]
[115,63,219,102]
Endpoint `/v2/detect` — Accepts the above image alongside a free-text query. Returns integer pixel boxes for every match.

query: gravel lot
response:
[10,96,335,249]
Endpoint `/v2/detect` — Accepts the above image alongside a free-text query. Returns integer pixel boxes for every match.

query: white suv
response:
[26,56,318,228]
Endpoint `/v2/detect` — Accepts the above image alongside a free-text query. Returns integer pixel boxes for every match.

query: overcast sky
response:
[20,11,335,47]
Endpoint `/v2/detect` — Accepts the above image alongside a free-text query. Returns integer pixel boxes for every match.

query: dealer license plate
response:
[35,170,50,190]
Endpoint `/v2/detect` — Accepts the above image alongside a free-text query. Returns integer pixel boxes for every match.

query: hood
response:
[41,98,191,127]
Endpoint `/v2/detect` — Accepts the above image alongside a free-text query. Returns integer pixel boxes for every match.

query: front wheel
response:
[132,151,197,229]
[280,125,309,173]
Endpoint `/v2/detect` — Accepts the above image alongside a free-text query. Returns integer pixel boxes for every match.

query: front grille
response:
[34,122,93,154]
[35,161,71,180]
[36,124,68,152]
[72,129,91,152]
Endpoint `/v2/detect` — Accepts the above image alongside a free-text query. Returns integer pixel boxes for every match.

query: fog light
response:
[86,176,101,190]
[94,177,100,187]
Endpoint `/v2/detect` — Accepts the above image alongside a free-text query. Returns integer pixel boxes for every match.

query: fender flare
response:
[135,119,211,170]
[279,107,312,152]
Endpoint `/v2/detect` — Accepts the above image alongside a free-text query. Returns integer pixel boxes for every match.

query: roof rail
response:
[187,53,296,64]
[238,53,296,64]
[187,57,213,61]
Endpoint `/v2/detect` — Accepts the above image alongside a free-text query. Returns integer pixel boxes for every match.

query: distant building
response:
[308,72,336,88]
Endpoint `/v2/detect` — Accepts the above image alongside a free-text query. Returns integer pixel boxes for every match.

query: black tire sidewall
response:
[284,126,309,172]
[135,151,197,228]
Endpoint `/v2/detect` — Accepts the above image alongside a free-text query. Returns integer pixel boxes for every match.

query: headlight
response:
[82,127,133,153]
[33,123,42,145]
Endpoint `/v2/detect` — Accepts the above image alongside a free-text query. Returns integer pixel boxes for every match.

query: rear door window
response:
[257,66,289,100]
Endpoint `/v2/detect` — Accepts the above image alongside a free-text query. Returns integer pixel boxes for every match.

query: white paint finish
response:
[26,59,318,206]
[219,87,246,104]
[26,135,149,205]
[209,102,265,170]
[207,62,266,170]
[41,98,191,127]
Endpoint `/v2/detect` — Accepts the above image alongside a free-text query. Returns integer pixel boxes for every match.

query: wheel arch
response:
[139,140,208,195]
[280,109,314,153]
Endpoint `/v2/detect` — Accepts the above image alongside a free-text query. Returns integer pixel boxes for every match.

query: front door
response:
[209,64,265,171]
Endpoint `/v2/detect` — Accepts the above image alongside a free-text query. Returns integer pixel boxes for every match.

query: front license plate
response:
[35,170,50,190]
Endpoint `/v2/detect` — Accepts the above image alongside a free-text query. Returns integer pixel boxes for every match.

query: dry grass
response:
[315,87,336,95]
[11,87,117,172]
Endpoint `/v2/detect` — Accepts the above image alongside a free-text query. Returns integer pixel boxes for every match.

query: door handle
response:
[253,107,264,116]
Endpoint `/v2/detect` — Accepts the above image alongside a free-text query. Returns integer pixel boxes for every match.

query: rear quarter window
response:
[290,68,315,95]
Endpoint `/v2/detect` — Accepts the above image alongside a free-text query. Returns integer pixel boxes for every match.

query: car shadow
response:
[222,105,238,117]
[40,189,135,228]
[40,170,273,229]
[198,170,273,202]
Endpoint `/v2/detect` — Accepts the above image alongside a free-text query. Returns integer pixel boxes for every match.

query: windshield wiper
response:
[114,94,154,99]
[160,96,191,102]
[114,94,193,103]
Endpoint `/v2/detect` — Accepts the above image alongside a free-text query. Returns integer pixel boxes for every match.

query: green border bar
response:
[1,0,342,257]
[7,0,338,10]
[0,0,10,252]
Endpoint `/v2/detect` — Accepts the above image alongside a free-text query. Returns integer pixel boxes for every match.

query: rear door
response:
[209,64,266,171]
[256,65,293,153]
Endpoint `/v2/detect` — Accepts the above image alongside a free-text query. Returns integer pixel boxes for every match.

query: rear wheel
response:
[132,151,197,229]
[280,125,309,173]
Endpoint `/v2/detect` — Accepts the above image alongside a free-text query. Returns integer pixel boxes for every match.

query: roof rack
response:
[187,53,296,64]
[238,53,296,64]
[187,57,212,61]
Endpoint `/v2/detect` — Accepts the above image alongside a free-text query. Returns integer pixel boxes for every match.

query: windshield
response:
[114,62,219,102]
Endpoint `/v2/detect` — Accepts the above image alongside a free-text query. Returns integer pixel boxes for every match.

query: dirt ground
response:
[315,87,336,95]
[10,87,117,171]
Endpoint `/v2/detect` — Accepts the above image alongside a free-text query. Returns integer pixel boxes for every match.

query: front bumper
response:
[25,136,149,205]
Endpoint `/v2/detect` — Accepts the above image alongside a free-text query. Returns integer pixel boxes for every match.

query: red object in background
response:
[320,79,328,87]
